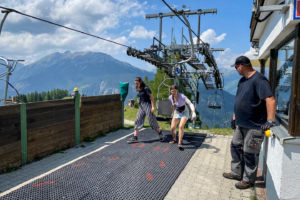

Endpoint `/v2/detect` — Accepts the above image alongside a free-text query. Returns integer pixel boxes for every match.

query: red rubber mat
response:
[0,129,206,200]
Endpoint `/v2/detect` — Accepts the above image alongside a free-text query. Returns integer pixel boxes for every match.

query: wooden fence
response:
[0,94,122,172]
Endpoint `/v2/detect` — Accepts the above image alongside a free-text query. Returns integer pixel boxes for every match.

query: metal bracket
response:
[256,5,290,14]
[280,136,295,145]
[0,10,12,35]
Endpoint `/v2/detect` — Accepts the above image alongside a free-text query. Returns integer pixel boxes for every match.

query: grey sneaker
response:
[127,136,138,143]
[159,132,164,142]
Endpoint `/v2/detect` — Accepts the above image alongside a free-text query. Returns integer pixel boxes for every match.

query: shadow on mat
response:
[139,129,207,151]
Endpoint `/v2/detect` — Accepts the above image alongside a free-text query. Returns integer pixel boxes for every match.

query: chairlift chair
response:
[156,75,193,124]
[207,90,222,109]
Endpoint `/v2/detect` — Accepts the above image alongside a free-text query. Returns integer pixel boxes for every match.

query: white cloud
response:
[129,26,156,39]
[216,47,258,70]
[146,63,156,72]
[3,0,146,34]
[0,0,148,64]
[195,29,226,46]
[0,29,130,64]
[244,47,257,60]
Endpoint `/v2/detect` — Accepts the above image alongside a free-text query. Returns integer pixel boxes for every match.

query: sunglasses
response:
[235,64,242,69]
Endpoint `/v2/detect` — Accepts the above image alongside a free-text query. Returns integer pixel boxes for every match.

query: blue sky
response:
[0,0,255,72]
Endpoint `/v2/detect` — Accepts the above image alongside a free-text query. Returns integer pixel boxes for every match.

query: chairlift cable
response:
[0,6,131,48]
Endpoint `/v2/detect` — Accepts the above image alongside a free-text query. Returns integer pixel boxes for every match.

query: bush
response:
[134,96,139,109]
[203,124,209,130]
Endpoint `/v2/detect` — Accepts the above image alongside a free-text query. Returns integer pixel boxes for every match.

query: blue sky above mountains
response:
[0,0,256,71]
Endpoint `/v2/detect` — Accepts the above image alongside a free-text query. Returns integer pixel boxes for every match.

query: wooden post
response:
[20,103,27,165]
[269,49,277,95]
[74,89,80,145]
[12,96,16,103]
[289,23,300,136]
[259,59,265,75]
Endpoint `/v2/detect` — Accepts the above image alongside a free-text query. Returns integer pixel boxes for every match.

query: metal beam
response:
[146,9,217,19]
[256,5,290,14]
[210,48,224,52]
[159,16,162,48]
[197,14,201,46]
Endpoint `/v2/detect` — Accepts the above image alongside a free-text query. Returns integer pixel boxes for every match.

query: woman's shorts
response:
[173,106,189,119]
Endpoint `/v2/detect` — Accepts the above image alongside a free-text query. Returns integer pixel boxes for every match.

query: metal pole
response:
[159,15,163,56]
[122,101,124,127]
[159,16,162,45]
[197,14,201,46]
[20,103,27,165]
[192,77,198,129]
[3,67,10,105]
[181,27,184,53]
[171,28,173,46]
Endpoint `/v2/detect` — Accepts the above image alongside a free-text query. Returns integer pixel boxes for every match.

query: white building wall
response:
[266,137,284,199]
[280,143,300,199]
[253,1,300,200]
[258,0,294,58]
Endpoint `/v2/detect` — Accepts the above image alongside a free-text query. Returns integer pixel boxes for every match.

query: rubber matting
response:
[0,129,206,200]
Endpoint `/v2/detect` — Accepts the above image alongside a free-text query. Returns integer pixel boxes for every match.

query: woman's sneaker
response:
[127,136,138,143]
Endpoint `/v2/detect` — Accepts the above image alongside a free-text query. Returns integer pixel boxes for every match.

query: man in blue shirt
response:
[223,56,276,189]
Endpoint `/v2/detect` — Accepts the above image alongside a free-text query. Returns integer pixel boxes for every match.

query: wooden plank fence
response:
[0,94,122,172]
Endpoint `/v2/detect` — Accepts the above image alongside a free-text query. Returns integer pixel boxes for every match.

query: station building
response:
[250,0,300,199]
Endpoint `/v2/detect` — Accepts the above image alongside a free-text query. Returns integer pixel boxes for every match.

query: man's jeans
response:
[231,126,264,183]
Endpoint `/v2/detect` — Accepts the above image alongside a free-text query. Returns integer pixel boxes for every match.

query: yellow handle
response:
[265,130,271,137]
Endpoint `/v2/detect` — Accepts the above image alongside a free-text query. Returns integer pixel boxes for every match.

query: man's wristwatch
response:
[268,120,274,124]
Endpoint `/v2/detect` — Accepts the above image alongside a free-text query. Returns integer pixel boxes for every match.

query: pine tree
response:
[144,75,149,86]
[27,93,31,102]
[30,92,35,102]
[203,125,209,130]
[45,92,51,101]
[34,91,38,102]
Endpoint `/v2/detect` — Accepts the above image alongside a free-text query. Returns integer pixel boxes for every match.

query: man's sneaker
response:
[159,132,164,142]
[223,172,242,181]
[235,180,253,189]
[127,136,138,143]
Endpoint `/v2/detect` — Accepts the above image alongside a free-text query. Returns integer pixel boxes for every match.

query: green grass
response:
[84,131,106,142]
[124,106,139,121]
[124,106,229,134]
[208,128,234,136]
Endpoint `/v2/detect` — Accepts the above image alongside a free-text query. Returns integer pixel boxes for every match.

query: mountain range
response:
[0,51,239,128]
[0,51,154,101]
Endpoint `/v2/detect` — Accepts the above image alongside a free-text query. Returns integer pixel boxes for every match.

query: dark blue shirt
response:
[137,87,152,104]
[234,72,273,129]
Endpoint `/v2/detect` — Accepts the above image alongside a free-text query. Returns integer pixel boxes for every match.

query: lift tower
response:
[127,5,224,128]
